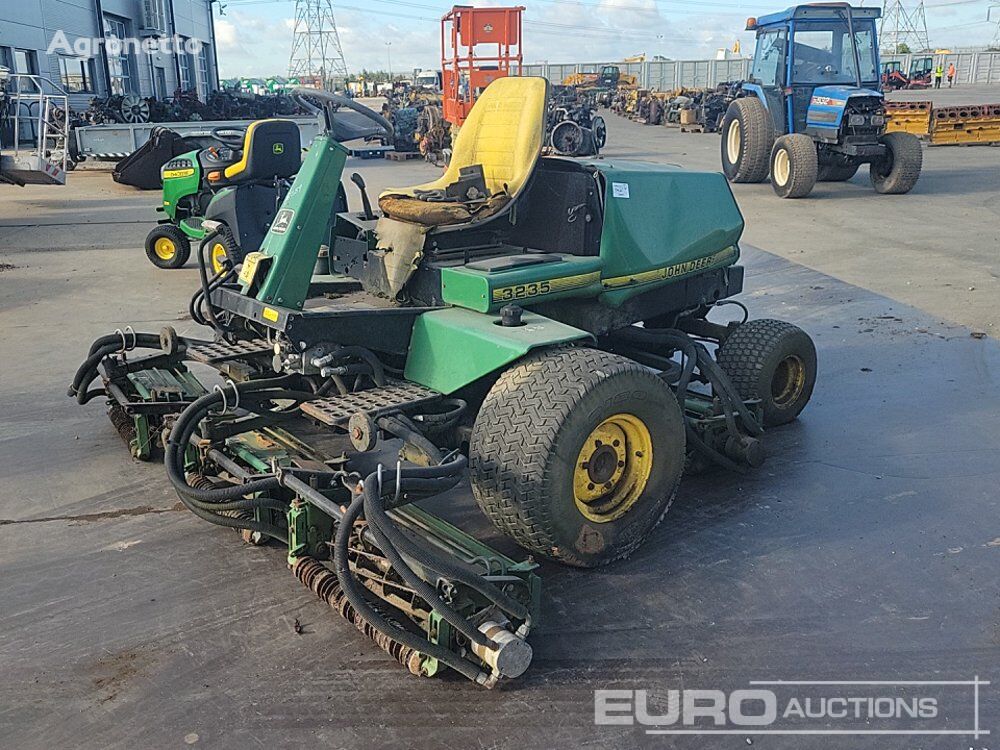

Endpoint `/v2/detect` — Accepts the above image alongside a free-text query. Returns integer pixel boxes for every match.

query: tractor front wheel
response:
[720,97,775,184]
[717,319,817,427]
[870,132,922,194]
[469,347,686,568]
[770,134,818,198]
[145,225,191,269]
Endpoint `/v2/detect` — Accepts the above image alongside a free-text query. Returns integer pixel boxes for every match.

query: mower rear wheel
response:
[145,225,191,269]
[720,97,775,184]
[717,319,817,427]
[469,347,686,568]
[770,134,818,198]
[870,131,922,194]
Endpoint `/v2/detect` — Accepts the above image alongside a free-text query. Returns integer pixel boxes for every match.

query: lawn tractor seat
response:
[220,119,302,185]
[378,77,549,227]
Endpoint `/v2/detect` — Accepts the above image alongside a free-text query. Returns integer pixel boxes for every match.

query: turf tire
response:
[469,347,686,568]
[717,319,817,427]
[870,131,922,194]
[720,97,775,183]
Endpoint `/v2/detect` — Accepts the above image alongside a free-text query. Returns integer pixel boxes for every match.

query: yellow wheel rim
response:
[726,120,741,163]
[771,354,806,406]
[773,148,790,186]
[210,242,228,275]
[573,413,653,524]
[154,237,176,260]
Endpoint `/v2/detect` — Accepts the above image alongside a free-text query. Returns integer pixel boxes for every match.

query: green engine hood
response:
[585,160,745,306]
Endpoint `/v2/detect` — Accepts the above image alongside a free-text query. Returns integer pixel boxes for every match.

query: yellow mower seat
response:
[378,77,549,227]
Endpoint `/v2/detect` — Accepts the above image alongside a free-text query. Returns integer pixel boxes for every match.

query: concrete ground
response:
[1,106,998,749]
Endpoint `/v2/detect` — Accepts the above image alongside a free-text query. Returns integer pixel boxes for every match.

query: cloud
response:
[213,1,999,80]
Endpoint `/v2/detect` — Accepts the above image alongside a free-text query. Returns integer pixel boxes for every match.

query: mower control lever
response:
[350,172,375,221]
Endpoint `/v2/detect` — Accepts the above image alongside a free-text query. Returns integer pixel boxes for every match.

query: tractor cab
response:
[746,3,882,136]
[598,65,622,88]
[722,3,920,199]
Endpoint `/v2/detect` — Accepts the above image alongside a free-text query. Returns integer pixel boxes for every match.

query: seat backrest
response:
[444,76,549,199]
[223,119,301,182]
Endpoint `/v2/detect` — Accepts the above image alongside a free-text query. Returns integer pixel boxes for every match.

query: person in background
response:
[934,64,944,89]
[947,62,956,88]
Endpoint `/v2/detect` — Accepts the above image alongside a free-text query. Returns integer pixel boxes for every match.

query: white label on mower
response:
[611,182,630,199]
[271,209,295,234]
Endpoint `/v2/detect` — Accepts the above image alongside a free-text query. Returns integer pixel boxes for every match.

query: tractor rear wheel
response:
[770,134,818,198]
[469,347,686,568]
[817,163,859,182]
[717,319,817,427]
[870,132,922,194]
[145,225,191,269]
[720,97,775,183]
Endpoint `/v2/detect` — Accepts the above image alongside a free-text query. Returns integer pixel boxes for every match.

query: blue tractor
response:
[720,3,922,198]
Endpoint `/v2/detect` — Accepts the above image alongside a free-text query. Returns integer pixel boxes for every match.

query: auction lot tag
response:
[611,182,630,199]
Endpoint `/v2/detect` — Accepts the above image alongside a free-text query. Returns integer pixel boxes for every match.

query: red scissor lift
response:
[441,5,525,127]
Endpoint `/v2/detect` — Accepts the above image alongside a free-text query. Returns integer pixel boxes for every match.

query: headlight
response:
[849,114,866,126]
[870,115,885,126]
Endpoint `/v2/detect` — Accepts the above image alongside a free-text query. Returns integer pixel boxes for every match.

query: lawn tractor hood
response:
[806,86,883,130]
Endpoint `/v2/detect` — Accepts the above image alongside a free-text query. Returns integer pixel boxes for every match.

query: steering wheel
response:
[210,126,246,147]
[291,89,394,144]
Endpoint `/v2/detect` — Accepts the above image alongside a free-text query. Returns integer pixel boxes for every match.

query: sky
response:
[213,0,999,79]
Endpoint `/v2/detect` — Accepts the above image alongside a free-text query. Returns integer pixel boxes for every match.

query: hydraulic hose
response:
[378,414,443,464]
[69,332,164,403]
[618,327,762,436]
[164,377,312,504]
[333,493,486,683]
[363,486,531,624]
[352,456,500,651]
[192,229,237,334]
[615,326,763,471]
[182,496,288,543]
[329,345,386,387]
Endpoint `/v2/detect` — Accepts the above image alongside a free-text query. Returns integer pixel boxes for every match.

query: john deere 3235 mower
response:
[72,78,816,687]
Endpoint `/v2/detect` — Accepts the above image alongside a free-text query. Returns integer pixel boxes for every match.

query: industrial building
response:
[0,0,219,106]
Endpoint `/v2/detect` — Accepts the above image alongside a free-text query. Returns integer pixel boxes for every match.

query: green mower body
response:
[74,82,817,688]
[160,148,206,234]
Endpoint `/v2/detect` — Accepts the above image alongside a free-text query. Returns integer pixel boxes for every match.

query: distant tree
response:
[895,42,911,54]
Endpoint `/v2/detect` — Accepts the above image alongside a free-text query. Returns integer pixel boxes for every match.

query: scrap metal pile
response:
[82,88,306,126]
[544,85,607,156]
[382,86,451,163]
[609,84,739,132]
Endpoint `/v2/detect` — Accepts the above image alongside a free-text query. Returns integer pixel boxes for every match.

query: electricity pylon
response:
[880,0,931,54]
[288,0,349,90]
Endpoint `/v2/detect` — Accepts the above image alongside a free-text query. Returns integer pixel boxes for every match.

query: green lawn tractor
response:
[145,120,355,273]
[71,77,817,687]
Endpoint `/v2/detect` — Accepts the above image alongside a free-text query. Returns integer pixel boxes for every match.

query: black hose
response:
[364,487,531,623]
[353,455,501,651]
[330,345,386,387]
[618,327,761,436]
[193,231,237,334]
[164,379,311,504]
[333,493,485,682]
[181,495,288,543]
[378,415,443,465]
[69,333,163,402]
